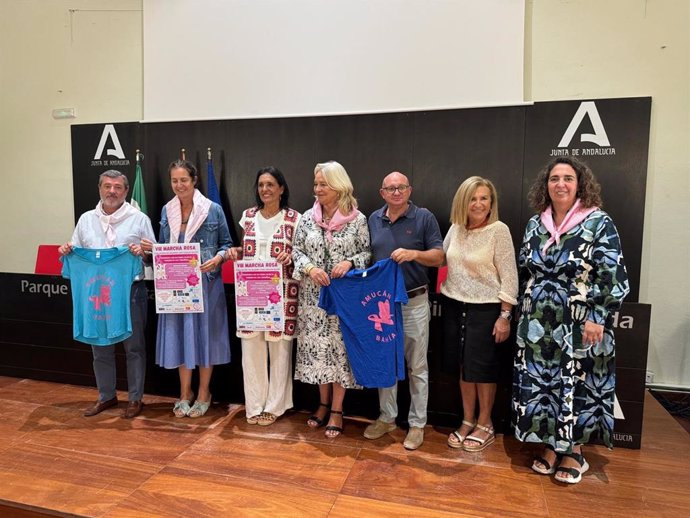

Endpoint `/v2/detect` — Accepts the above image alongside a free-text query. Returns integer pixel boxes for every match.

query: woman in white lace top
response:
[440,176,518,452]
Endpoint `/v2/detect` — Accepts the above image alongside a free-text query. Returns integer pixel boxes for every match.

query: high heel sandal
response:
[325,410,344,438]
[307,402,330,428]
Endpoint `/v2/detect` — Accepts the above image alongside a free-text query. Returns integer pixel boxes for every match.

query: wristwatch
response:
[500,309,512,321]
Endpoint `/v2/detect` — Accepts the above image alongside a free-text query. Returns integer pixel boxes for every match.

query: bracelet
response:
[304,263,316,275]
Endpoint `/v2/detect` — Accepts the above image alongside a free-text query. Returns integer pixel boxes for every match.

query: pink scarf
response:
[165,189,212,243]
[311,200,359,242]
[97,200,139,247]
[540,199,598,254]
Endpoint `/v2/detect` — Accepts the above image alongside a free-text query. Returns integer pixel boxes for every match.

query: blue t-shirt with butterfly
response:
[319,258,408,388]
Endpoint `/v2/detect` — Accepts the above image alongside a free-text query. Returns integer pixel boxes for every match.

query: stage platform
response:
[0,376,687,517]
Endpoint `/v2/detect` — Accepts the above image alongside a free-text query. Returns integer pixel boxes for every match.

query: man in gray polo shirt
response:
[364,171,444,450]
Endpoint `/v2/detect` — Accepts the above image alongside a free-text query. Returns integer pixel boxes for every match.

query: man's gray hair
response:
[98,170,129,189]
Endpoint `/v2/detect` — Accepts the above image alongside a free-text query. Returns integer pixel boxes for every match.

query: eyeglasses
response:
[380,185,410,194]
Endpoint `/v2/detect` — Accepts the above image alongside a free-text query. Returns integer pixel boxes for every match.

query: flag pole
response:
[205,147,221,205]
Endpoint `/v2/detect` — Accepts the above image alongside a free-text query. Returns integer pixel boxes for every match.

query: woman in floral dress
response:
[513,157,629,484]
[292,161,371,438]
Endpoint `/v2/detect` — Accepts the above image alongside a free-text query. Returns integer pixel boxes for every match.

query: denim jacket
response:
[159,203,233,281]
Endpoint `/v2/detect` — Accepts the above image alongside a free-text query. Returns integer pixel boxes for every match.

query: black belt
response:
[407,286,428,298]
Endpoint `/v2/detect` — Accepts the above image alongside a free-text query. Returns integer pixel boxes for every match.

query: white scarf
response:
[165,189,213,243]
[97,200,139,247]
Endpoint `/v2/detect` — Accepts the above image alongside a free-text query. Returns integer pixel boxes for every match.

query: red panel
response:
[222,260,235,284]
[436,265,447,293]
[34,245,63,275]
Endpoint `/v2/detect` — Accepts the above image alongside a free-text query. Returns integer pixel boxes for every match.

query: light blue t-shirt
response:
[62,247,142,346]
[319,258,408,388]
[70,201,155,280]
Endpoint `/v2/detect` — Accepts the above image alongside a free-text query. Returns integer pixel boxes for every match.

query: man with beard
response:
[59,170,155,418]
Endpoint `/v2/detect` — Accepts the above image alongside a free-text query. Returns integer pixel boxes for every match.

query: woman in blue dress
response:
[143,159,232,418]
[513,157,629,484]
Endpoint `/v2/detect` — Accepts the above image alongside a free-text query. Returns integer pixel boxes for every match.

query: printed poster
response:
[153,243,204,313]
[234,261,284,331]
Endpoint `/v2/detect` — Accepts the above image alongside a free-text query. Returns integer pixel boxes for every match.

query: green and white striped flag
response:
[131,161,148,214]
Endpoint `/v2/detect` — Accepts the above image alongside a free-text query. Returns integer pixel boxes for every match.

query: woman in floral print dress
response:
[512,157,629,484]
[292,161,371,438]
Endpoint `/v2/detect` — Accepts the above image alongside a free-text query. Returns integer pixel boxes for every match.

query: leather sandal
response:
[532,444,559,475]
[307,402,330,428]
[325,410,344,438]
[448,419,476,449]
[554,451,589,484]
[462,423,495,452]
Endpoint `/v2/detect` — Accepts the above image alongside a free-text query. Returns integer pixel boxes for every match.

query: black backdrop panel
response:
[42,98,652,447]
[69,99,650,296]
[223,117,318,220]
[0,273,244,401]
[314,112,414,218]
[413,106,527,238]
[523,98,651,301]
[71,122,142,225]
[0,270,651,449]
[143,117,320,241]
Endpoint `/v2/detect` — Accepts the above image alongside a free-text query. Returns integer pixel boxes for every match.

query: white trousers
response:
[241,335,294,418]
[378,292,430,428]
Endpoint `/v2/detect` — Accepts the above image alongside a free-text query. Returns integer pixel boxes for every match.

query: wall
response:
[0,0,143,270]
[1,0,687,387]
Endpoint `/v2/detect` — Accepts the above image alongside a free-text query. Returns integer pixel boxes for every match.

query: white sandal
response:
[448,419,476,449]
[462,423,495,452]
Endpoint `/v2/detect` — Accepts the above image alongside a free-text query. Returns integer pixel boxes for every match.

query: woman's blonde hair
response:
[314,161,358,215]
[449,176,499,228]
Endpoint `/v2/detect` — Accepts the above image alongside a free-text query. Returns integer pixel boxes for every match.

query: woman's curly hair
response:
[527,156,603,213]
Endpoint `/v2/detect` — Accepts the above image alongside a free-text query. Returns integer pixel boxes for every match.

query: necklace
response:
[467,219,488,231]
[181,203,192,225]
[261,208,281,219]
[322,207,336,223]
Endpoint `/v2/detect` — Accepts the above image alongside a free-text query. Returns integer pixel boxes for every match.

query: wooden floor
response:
[0,376,688,518]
